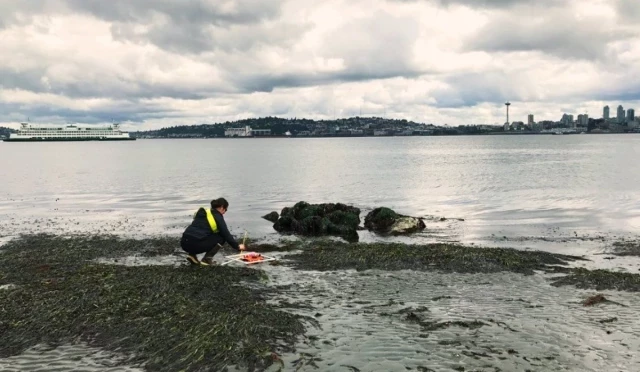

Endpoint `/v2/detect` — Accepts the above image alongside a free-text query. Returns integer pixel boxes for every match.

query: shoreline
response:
[131,131,639,139]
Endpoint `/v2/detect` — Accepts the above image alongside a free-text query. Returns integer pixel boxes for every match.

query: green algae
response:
[610,239,640,256]
[550,268,640,292]
[284,241,584,275]
[284,241,640,292]
[0,234,311,372]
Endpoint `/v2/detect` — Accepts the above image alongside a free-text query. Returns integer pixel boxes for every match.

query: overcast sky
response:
[1,0,639,130]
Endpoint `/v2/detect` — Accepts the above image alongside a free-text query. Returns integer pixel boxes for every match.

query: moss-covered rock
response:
[364,207,426,235]
[271,201,361,242]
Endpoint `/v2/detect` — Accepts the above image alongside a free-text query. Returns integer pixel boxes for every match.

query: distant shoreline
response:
[133,131,638,139]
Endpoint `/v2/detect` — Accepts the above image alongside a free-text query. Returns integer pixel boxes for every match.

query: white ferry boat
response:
[3,122,135,142]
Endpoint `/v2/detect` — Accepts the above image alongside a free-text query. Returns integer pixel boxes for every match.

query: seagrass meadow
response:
[0,234,314,372]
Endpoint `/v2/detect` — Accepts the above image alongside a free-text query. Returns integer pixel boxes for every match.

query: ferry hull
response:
[3,137,136,142]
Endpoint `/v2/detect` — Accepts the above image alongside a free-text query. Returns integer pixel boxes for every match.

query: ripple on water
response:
[264,265,640,372]
[0,344,143,372]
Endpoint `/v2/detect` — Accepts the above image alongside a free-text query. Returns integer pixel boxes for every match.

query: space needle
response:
[505,102,511,125]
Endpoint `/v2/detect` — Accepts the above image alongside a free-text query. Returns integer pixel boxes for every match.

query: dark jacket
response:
[183,208,241,251]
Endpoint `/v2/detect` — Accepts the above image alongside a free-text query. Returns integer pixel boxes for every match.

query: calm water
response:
[1,135,639,246]
[2,134,640,371]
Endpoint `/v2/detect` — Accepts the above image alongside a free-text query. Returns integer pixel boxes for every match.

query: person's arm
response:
[214,214,241,251]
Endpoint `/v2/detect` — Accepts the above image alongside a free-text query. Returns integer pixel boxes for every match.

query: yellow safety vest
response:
[194,207,218,233]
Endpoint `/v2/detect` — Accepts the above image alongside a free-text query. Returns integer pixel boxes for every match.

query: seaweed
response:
[550,268,640,292]
[610,239,640,257]
[0,234,310,371]
[285,241,584,275]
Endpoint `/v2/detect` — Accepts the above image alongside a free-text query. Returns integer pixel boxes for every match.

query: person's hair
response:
[211,198,229,210]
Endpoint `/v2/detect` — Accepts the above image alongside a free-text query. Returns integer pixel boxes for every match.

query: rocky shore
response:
[263,202,427,242]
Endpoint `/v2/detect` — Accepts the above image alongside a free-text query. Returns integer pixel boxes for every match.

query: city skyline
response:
[508,102,637,126]
[2,100,638,130]
[1,1,639,131]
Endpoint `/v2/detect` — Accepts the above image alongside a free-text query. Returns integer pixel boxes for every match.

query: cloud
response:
[68,0,282,26]
[389,0,565,9]
[0,0,640,128]
[431,72,518,108]
[616,0,640,22]
[0,0,283,28]
[464,6,630,60]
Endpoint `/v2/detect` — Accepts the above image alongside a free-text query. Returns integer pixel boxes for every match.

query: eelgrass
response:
[611,239,640,256]
[285,241,640,292]
[284,241,584,275]
[0,234,310,371]
[550,268,640,292]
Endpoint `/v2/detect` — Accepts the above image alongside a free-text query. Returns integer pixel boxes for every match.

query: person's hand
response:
[239,244,246,251]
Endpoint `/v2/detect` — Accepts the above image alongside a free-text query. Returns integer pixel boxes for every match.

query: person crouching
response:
[180,197,245,266]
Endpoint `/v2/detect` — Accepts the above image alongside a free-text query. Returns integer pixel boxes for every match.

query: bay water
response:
[1,134,640,371]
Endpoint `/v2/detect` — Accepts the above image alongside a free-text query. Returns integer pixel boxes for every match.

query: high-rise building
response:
[618,105,625,123]
[528,114,534,126]
[561,114,574,126]
[578,114,589,127]
[603,106,610,120]
[627,108,635,122]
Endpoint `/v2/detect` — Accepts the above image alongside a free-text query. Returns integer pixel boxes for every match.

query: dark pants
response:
[180,234,224,257]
